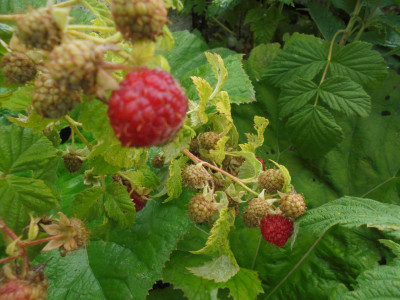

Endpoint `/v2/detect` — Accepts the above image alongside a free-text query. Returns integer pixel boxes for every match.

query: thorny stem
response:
[0,254,22,265]
[22,235,66,247]
[54,0,79,8]
[64,115,93,150]
[182,149,259,197]
[314,29,345,107]
[0,219,29,273]
[68,25,116,32]
[339,0,362,45]
[0,14,23,21]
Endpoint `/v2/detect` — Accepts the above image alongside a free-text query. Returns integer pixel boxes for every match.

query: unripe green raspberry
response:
[16,7,63,50]
[188,194,217,223]
[47,40,105,95]
[279,193,306,218]
[151,153,165,168]
[1,52,37,84]
[32,75,81,119]
[199,131,220,150]
[62,153,83,173]
[257,169,284,194]
[182,164,211,189]
[111,0,168,42]
[242,198,270,228]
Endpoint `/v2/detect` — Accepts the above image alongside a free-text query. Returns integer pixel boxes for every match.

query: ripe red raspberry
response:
[108,68,188,147]
[130,191,147,211]
[260,214,294,247]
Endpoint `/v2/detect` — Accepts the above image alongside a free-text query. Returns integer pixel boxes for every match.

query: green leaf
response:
[265,37,329,86]
[334,240,400,299]
[162,125,196,162]
[308,2,346,40]
[103,182,136,227]
[0,124,56,174]
[286,105,344,157]
[279,79,318,118]
[1,86,34,111]
[191,208,236,256]
[187,255,240,283]
[81,0,114,26]
[330,42,388,88]
[165,156,187,202]
[35,193,192,300]
[164,31,255,104]
[119,167,160,189]
[242,116,269,151]
[191,76,213,124]
[245,43,281,81]
[88,156,121,175]
[205,52,228,93]
[319,76,371,117]
[80,100,142,168]
[235,151,263,180]
[71,186,105,220]
[249,6,284,45]
[7,111,54,133]
[300,196,400,238]
[0,0,46,14]
[164,230,263,300]
[0,176,58,232]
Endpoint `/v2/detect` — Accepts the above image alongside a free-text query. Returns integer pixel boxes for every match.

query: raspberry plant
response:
[0,0,399,299]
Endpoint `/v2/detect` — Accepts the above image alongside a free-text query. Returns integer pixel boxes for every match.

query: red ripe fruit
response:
[108,68,188,147]
[260,215,294,247]
[130,191,146,212]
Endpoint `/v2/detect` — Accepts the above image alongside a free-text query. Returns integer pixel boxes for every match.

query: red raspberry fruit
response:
[108,68,188,147]
[130,191,146,212]
[260,214,294,247]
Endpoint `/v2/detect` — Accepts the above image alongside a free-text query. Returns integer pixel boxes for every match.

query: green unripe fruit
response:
[1,52,37,84]
[257,169,284,194]
[242,198,270,228]
[199,131,220,150]
[188,194,217,223]
[279,193,306,218]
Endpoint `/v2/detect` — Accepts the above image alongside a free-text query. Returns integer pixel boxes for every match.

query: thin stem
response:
[64,116,93,150]
[354,0,382,42]
[182,149,259,197]
[383,45,400,57]
[0,14,23,21]
[66,30,107,44]
[0,38,11,52]
[0,219,29,273]
[339,0,362,45]
[251,234,262,270]
[0,254,22,265]
[314,30,344,107]
[22,235,66,247]
[211,17,236,37]
[54,0,79,7]
[265,233,325,300]
[68,25,116,32]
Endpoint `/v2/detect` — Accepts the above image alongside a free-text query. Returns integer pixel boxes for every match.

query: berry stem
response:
[182,149,259,197]
[0,219,30,274]
[54,0,79,8]
[67,30,108,44]
[0,14,23,21]
[251,234,262,270]
[68,25,116,32]
[22,235,66,247]
[0,254,22,265]
[64,116,93,151]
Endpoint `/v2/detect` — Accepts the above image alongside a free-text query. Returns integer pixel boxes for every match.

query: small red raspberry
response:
[260,215,294,247]
[279,193,306,218]
[188,194,217,223]
[108,68,188,147]
[242,198,270,228]
[257,169,284,194]
[130,191,147,211]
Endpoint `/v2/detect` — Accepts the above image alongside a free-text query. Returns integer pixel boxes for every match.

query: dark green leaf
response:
[286,105,344,157]
[0,124,56,174]
[308,3,346,40]
[0,175,58,232]
[104,182,136,227]
[71,186,105,220]
[279,79,318,118]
